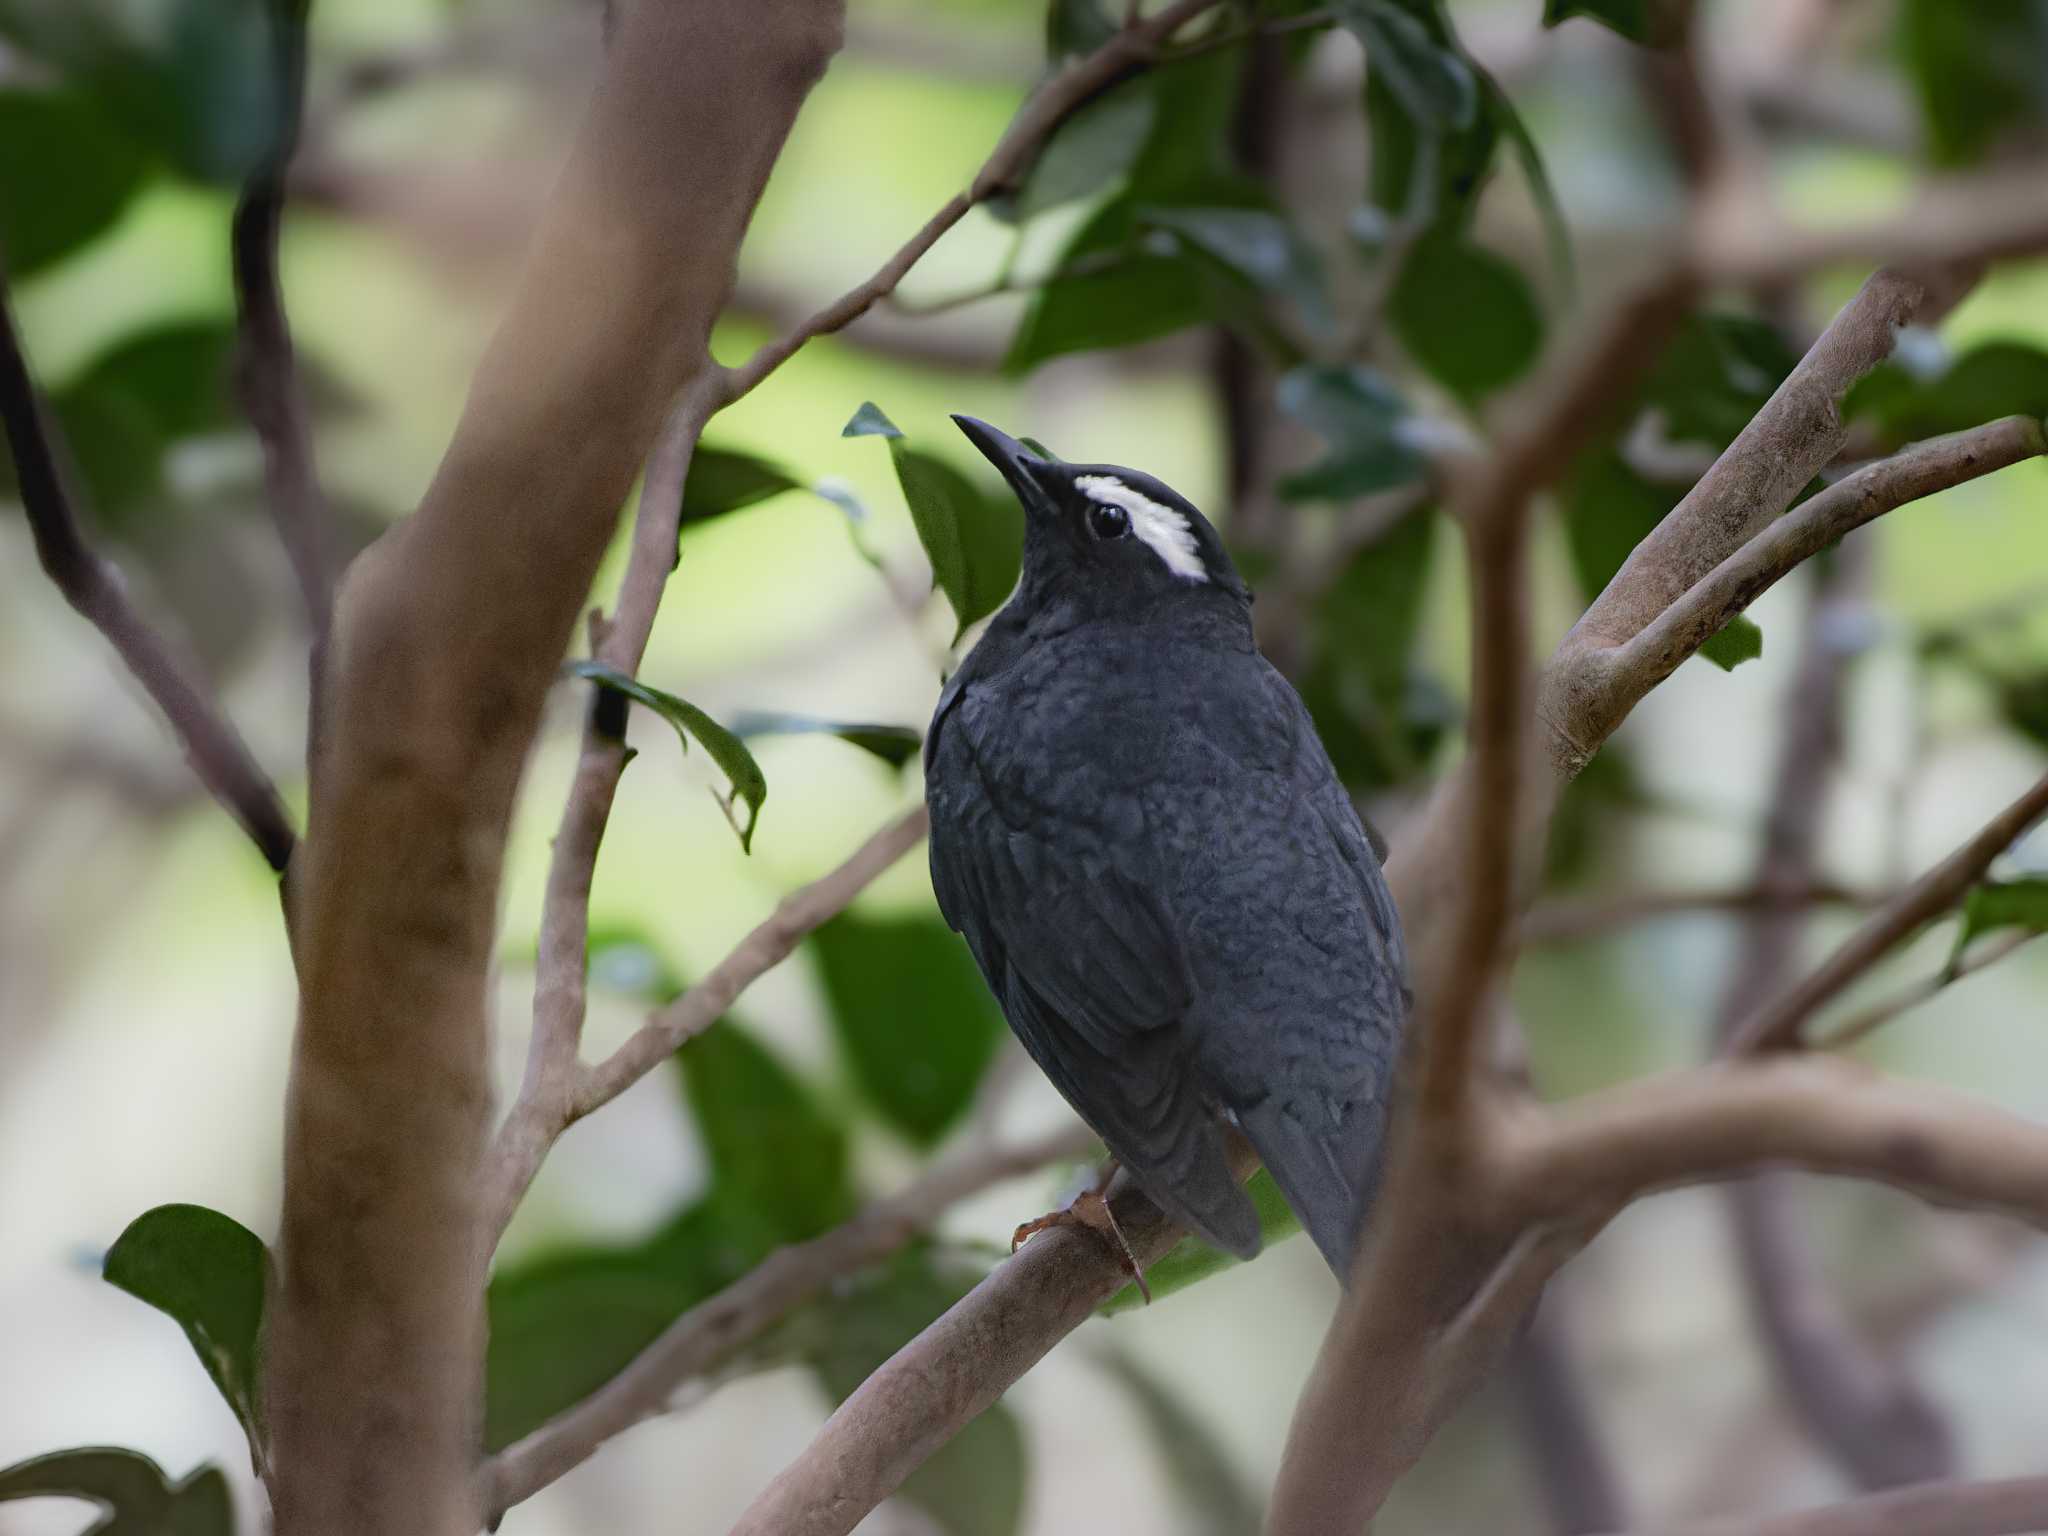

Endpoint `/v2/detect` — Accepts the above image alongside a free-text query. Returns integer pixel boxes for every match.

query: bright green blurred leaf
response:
[1900,0,2048,165]
[1102,1170,1300,1313]
[1946,877,2048,977]
[0,1448,233,1536]
[1542,0,1692,47]
[103,1205,268,1449]
[808,1253,1026,1536]
[811,912,1006,1145]
[728,711,922,769]
[566,661,766,852]
[1388,232,1543,403]
[841,400,903,439]
[677,1020,854,1246]
[1275,364,1425,501]
[681,446,802,526]
[1092,1348,1262,1535]
[1698,614,1764,672]
[0,87,151,277]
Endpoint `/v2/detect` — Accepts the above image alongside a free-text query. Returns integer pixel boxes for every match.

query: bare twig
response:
[482,1121,1094,1517]
[1727,769,2048,1053]
[1616,1473,2048,1536]
[1521,880,1883,945]
[0,288,296,873]
[1814,930,2041,1050]
[718,0,1228,402]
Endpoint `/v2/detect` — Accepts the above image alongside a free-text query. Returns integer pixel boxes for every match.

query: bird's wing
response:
[926,689,1261,1259]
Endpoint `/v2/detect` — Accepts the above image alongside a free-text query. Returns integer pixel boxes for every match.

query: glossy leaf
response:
[1002,88,1155,223]
[727,711,922,769]
[1093,1348,1262,1535]
[677,1020,854,1246]
[0,88,151,277]
[1276,364,1425,501]
[1102,1170,1300,1312]
[1140,204,1334,332]
[566,661,767,852]
[809,1253,1027,1536]
[1343,0,1488,232]
[0,1448,234,1536]
[681,446,802,526]
[1947,877,2048,976]
[103,1205,269,1447]
[1388,232,1543,403]
[1542,0,1691,47]
[841,400,904,439]
[812,912,1006,1145]
[1900,0,2048,165]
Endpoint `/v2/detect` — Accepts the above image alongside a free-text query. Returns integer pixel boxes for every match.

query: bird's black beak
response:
[952,414,1056,518]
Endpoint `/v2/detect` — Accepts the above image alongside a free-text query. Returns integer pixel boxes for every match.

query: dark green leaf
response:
[0,1448,234,1536]
[681,446,802,526]
[1342,0,1492,233]
[1848,342,2048,445]
[1541,0,1692,48]
[842,401,904,439]
[0,88,151,277]
[566,661,767,852]
[1103,1170,1300,1312]
[0,0,292,183]
[1947,877,2048,977]
[1388,232,1543,403]
[584,922,688,1006]
[1140,205,1334,332]
[885,438,1024,642]
[1003,88,1155,223]
[1004,248,1212,369]
[1092,1348,1262,1536]
[31,381,170,522]
[1899,0,2048,166]
[727,711,922,769]
[103,1205,268,1447]
[67,323,239,441]
[1046,0,1117,59]
[812,912,1006,1145]
[1276,364,1425,501]
[809,1253,1027,1536]
[1698,614,1764,672]
[677,1020,854,1245]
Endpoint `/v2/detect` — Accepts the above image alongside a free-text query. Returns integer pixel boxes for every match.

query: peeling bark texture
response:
[262,3,843,1533]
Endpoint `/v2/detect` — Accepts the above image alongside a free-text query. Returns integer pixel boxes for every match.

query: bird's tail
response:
[1234,1094,1387,1280]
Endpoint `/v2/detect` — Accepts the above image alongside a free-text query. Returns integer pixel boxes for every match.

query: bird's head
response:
[952,415,1248,618]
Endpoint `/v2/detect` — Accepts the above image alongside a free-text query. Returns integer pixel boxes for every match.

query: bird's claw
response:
[1011,1189,1151,1303]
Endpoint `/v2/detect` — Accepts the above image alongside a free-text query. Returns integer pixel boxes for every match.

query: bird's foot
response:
[1011,1189,1151,1303]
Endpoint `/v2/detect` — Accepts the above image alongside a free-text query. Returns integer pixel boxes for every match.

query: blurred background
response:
[4,0,2048,1531]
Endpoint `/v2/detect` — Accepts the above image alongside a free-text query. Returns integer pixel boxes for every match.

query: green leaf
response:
[1848,342,2048,445]
[1103,1170,1300,1313]
[1900,0,2048,166]
[677,1020,854,1246]
[841,401,904,439]
[0,87,151,278]
[681,446,802,526]
[0,0,293,183]
[727,711,922,769]
[1092,1348,1262,1536]
[1139,204,1334,332]
[1388,232,1543,403]
[566,661,767,852]
[1698,614,1764,672]
[808,1253,1027,1536]
[1275,364,1425,501]
[1002,87,1156,223]
[1045,0,1117,59]
[1342,0,1491,233]
[1542,0,1692,48]
[1946,877,2048,977]
[812,913,1006,1146]
[103,1205,269,1449]
[0,1448,234,1536]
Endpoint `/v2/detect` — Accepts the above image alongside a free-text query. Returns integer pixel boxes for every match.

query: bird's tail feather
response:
[1235,1096,1386,1280]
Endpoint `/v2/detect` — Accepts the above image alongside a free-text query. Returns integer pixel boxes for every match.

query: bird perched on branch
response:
[925,417,1410,1281]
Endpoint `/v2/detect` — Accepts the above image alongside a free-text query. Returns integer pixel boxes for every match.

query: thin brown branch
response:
[1726,769,2048,1053]
[1520,880,1882,945]
[1601,418,2047,718]
[1814,930,2041,1050]
[718,0,1227,402]
[482,1121,1095,1517]
[0,286,296,873]
[1618,1473,2048,1536]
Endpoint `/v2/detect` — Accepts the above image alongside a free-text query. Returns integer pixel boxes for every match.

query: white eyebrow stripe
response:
[1074,474,1208,583]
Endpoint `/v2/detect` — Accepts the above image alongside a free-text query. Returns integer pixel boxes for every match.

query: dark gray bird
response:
[924,416,1411,1277]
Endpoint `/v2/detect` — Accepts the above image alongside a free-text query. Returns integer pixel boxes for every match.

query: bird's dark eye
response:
[1085,502,1130,541]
